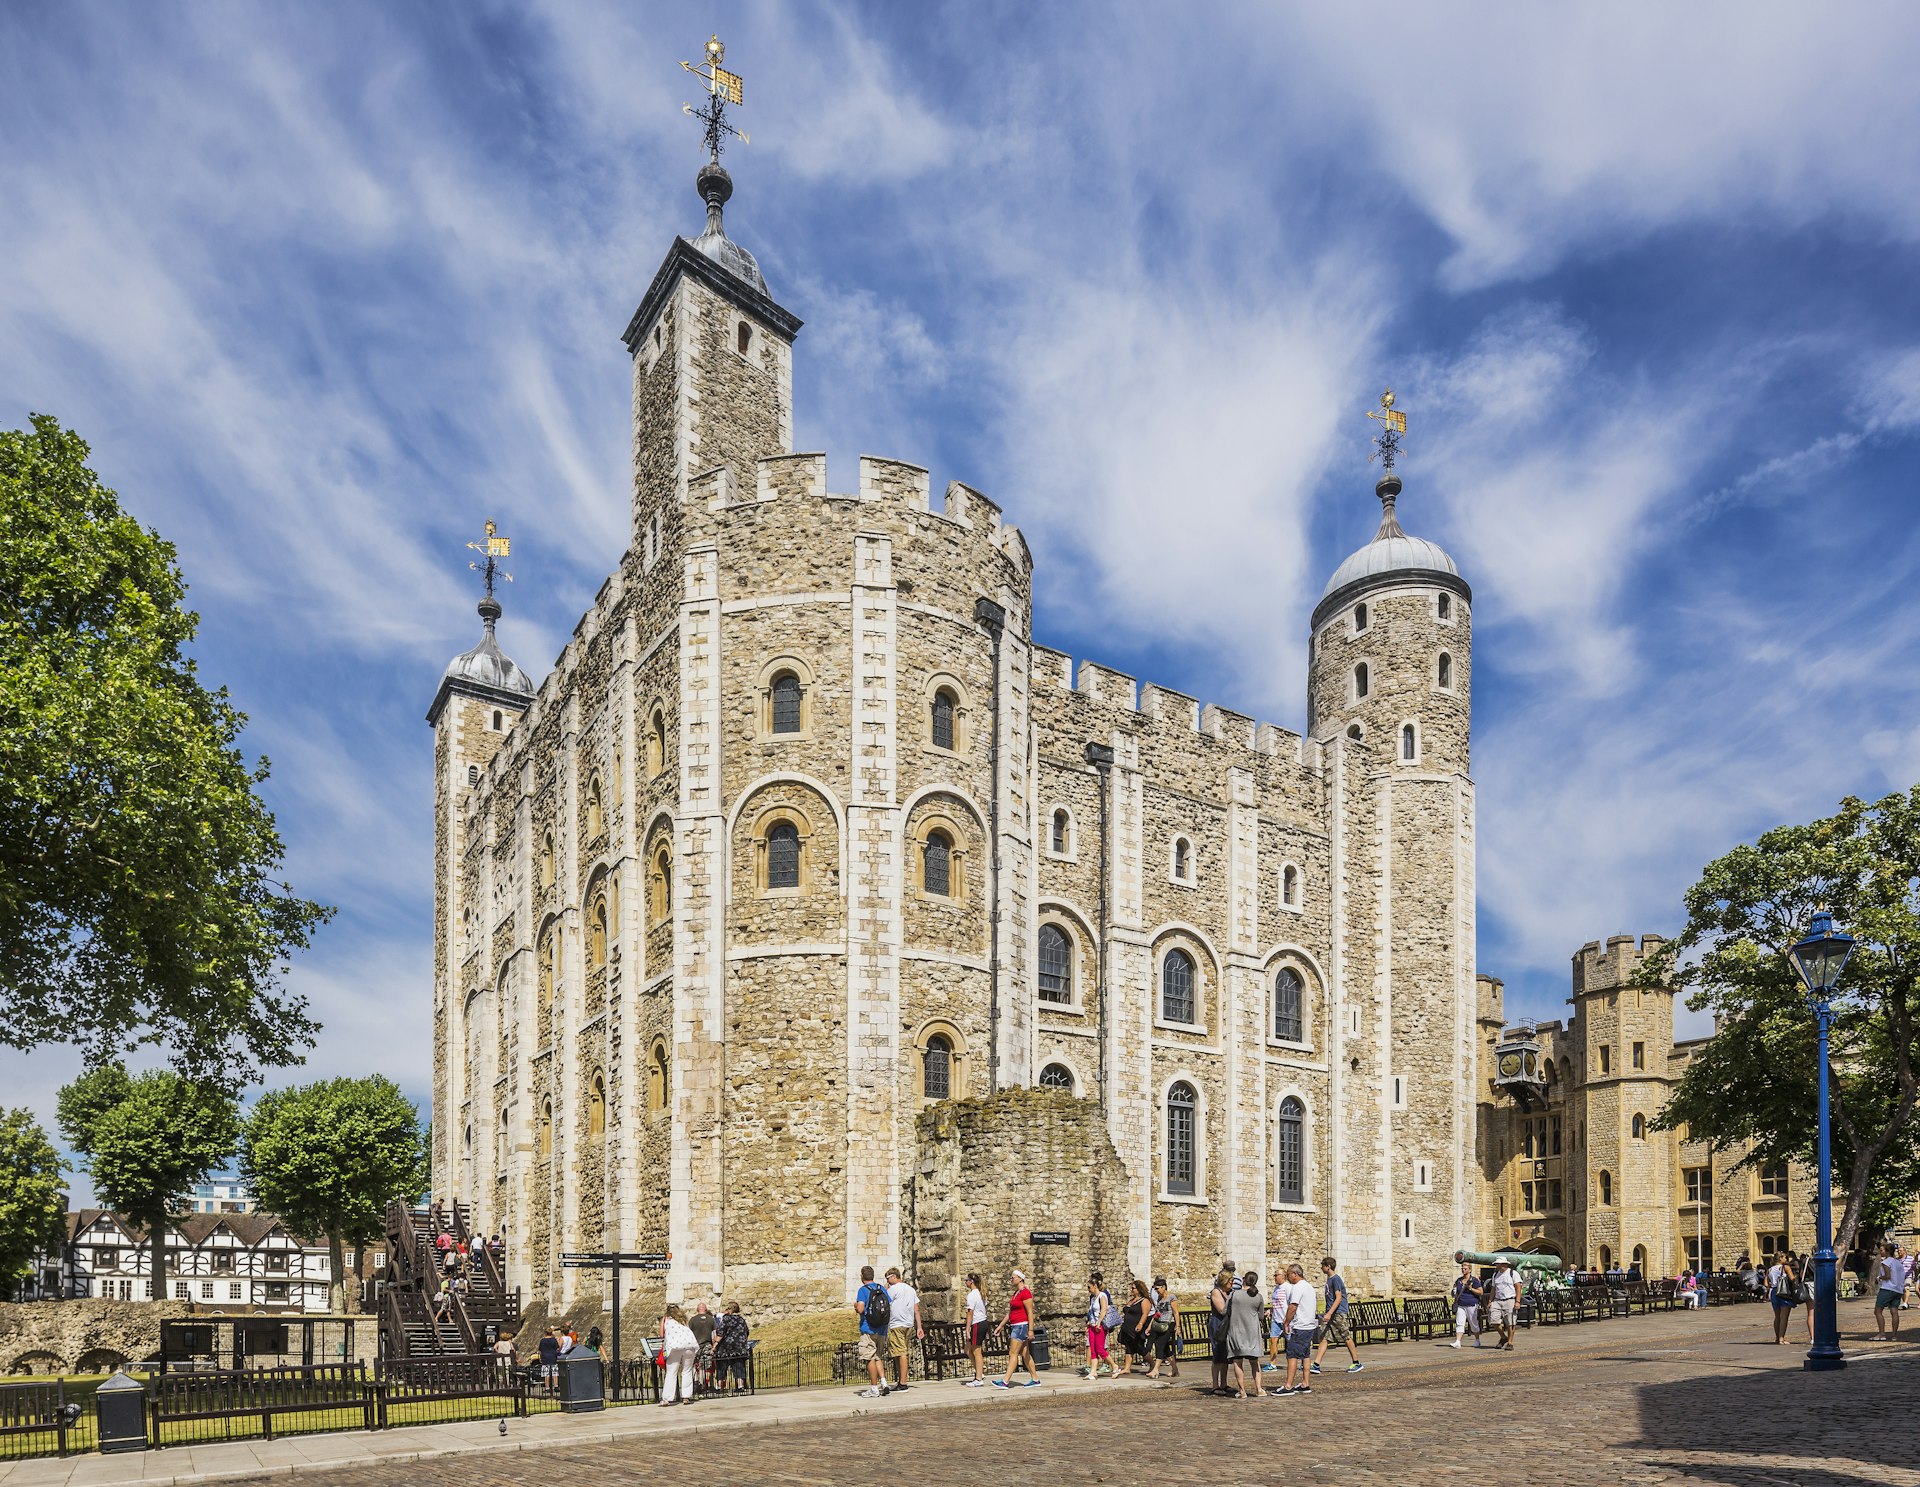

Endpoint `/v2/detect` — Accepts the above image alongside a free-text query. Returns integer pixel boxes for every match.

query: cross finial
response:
[1366,388,1407,471]
[682,34,748,162]
[466,519,513,605]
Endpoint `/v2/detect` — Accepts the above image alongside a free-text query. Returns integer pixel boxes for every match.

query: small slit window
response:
[1631,1113,1647,1140]
[1038,923,1072,1004]
[588,1075,606,1138]
[923,830,953,897]
[1172,837,1192,881]
[931,688,956,751]
[1401,723,1418,762]
[923,1034,952,1101]
[646,710,666,777]
[1353,602,1368,633]
[649,843,673,921]
[647,1041,669,1112]
[1162,948,1195,1024]
[539,1101,553,1157]
[467,766,480,786]
[1353,663,1369,700]
[766,821,801,890]
[1437,652,1453,689]
[1600,1171,1613,1206]
[737,320,753,356]
[1282,864,1299,907]
[1051,809,1070,855]
[770,671,803,734]
[1437,592,1452,621]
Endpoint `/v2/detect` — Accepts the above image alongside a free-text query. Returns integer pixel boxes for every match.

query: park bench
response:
[1347,1299,1403,1345]
[0,1380,75,1459]
[1620,1280,1653,1315]
[1398,1296,1452,1339]
[919,1322,1005,1380]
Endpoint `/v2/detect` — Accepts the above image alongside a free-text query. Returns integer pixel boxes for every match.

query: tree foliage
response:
[1650,789,1920,1255]
[0,1108,68,1292]
[1,414,331,1083]
[57,1064,239,1298]
[239,1076,427,1311]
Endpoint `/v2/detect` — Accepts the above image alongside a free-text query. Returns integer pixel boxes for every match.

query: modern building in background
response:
[183,1179,257,1215]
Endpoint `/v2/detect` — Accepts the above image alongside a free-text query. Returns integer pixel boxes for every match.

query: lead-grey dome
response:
[1320,473,1459,600]
[689,162,769,298]
[442,597,533,698]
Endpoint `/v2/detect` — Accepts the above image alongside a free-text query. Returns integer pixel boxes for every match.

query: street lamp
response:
[1788,908,1855,1372]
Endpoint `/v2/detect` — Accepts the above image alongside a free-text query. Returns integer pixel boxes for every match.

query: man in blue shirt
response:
[854,1264,891,1398]
[1310,1256,1363,1375]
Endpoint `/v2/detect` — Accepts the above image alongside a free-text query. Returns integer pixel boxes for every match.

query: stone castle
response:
[426,150,1812,1321]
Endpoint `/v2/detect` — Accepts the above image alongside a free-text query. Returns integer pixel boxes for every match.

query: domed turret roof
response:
[427,596,534,726]
[1312,473,1468,626]
[688,162,769,298]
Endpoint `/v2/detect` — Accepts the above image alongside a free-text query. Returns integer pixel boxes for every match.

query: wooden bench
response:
[1347,1299,1403,1345]
[0,1380,74,1460]
[1398,1296,1452,1340]
[917,1322,1006,1380]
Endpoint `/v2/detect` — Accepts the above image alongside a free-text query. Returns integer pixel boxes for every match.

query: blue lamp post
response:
[1788,908,1854,1372]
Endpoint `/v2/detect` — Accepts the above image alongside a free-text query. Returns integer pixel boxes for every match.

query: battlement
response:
[1026,646,1307,764]
[1572,932,1669,995]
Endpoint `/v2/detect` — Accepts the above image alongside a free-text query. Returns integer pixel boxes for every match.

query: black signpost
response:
[559,1251,669,1399]
[1029,1231,1070,1246]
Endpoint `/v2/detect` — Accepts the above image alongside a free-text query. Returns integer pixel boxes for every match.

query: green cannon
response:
[1454,1249,1563,1273]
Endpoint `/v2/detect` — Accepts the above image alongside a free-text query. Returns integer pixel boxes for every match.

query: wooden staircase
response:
[375,1199,521,1361]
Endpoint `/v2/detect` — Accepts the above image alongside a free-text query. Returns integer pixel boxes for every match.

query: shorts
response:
[1010,1322,1030,1342]
[1771,1296,1797,1311]
[1285,1330,1313,1360]
[969,1320,988,1348]
[885,1329,910,1358]
[1269,1318,1286,1340]
[1487,1299,1517,1327]
[1320,1309,1351,1346]
[1879,1288,1905,1310]
[857,1333,880,1362]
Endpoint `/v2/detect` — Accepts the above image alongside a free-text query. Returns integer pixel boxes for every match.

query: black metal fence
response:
[0,1379,86,1461]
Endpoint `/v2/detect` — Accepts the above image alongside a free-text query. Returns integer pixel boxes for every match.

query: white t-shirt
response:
[887,1281,919,1329]
[1488,1269,1518,1303]
[1876,1256,1903,1291]
[966,1287,987,1324]
[1283,1278,1318,1333]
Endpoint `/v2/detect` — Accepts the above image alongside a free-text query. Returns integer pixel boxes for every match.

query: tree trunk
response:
[327,1230,346,1315]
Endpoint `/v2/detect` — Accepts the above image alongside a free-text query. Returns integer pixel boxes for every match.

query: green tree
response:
[1,414,331,1084]
[0,1109,68,1295]
[57,1064,239,1299]
[1651,789,1920,1256]
[239,1077,427,1312]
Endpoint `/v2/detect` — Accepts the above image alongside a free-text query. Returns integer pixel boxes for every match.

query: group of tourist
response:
[1448,1255,1522,1350]
[654,1298,753,1405]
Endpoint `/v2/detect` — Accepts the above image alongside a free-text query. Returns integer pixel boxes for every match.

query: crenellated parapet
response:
[1572,933,1668,996]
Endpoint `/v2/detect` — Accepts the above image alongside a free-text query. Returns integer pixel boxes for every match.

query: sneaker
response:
[1296,1385,1312,1394]
[1449,1340,1461,1349]
[1309,1363,1322,1375]
[991,1380,1011,1389]
[963,1379,985,1388]
[893,1383,910,1391]
[1261,1362,1278,1371]
[857,1387,883,1398]
[1347,1362,1364,1373]
[1024,1379,1041,1387]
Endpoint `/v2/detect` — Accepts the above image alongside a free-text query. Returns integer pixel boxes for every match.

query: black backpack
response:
[863,1282,892,1332]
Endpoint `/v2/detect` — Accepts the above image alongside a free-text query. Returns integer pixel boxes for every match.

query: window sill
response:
[1276,901,1303,914]
[1166,876,1196,889]
[1270,1201,1317,1215]
[1038,998,1084,1015]
[1157,1191,1208,1207]
[1154,1017,1207,1036]
[1043,851,1078,864]
[1268,1037,1312,1054]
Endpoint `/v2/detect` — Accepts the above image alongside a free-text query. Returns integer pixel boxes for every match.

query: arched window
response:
[646,710,667,777]
[1051,809,1070,855]
[1172,837,1192,881]
[1631,1113,1646,1140]
[737,320,752,356]
[922,1034,953,1101]
[1038,1063,1074,1091]
[467,765,480,786]
[1401,723,1418,762]
[540,832,555,890]
[1276,1097,1305,1204]
[1353,663,1369,700]
[1037,924,1072,1004]
[766,821,801,890]
[1353,602,1368,633]
[1166,1082,1197,1195]
[1599,1171,1613,1206]
[589,894,608,966]
[1273,968,1304,1043]
[1631,1244,1647,1274]
[586,776,604,838]
[649,842,672,921]
[1346,723,1364,742]
[1599,1244,1613,1273]
[1437,652,1453,689]
[770,671,803,734]
[463,1123,472,1156]
[647,1040,669,1113]
[931,688,957,751]
[1162,949,1196,1024]
[1282,864,1299,907]
[492,710,503,730]
[923,830,953,897]
[1437,592,1452,621]
[538,1100,553,1158]
[588,1074,606,1138]
[539,930,558,1009]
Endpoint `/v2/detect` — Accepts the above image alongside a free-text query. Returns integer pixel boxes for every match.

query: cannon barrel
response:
[1454,1249,1563,1272]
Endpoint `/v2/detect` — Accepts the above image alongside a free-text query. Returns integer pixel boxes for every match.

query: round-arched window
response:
[766,820,801,890]
[931,688,957,751]
[1038,1063,1074,1091]
[770,671,803,734]
[1276,1097,1305,1203]
[1038,923,1072,1004]
[1273,968,1304,1043]
[1354,662,1369,700]
[1166,1082,1197,1195]
[1051,809,1070,855]
[923,830,953,897]
[1162,949,1195,1024]
[1600,1171,1613,1206]
[923,1034,953,1101]
[1438,652,1453,689]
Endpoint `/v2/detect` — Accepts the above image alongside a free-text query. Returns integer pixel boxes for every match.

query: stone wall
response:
[0,1300,193,1374]
[909,1091,1132,1327]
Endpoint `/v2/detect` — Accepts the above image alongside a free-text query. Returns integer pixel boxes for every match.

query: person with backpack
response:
[1769,1253,1802,1345]
[1082,1272,1118,1381]
[995,1268,1040,1387]
[854,1264,893,1397]
[1145,1277,1179,1381]
[1449,1259,1484,1348]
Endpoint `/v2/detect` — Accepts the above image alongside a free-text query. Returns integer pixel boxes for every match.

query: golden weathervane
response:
[683,34,748,159]
[1366,388,1407,469]
[466,519,513,600]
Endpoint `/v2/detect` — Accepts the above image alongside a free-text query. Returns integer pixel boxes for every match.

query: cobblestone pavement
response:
[229,1308,1920,1487]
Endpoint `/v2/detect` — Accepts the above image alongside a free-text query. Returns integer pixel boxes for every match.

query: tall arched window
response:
[497,1109,509,1170]
[922,1034,953,1101]
[923,830,953,897]
[766,821,801,890]
[1401,723,1418,761]
[1051,809,1070,855]
[1172,838,1192,881]
[649,843,672,921]
[538,930,557,1009]
[1276,1097,1305,1204]
[1038,1063,1074,1091]
[1599,1170,1613,1206]
[770,671,803,734]
[1437,592,1452,621]
[586,776,604,838]
[1631,1113,1646,1140]
[1162,949,1196,1024]
[492,710,503,730]
[646,710,666,777]
[589,894,608,966]
[647,1040,669,1113]
[1038,923,1072,1004]
[540,831,555,889]
[930,688,957,751]
[1631,1244,1647,1274]
[1273,968,1304,1043]
[1353,662,1369,700]
[1166,1082,1197,1195]
[1353,602,1368,632]
[1282,864,1299,906]
[538,1100,553,1158]
[588,1074,606,1138]
[1437,652,1453,689]
[1599,1244,1612,1273]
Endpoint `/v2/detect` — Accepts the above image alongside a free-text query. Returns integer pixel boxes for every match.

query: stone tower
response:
[1570,933,1675,1272]
[427,592,536,1197]
[1307,460,1475,1291]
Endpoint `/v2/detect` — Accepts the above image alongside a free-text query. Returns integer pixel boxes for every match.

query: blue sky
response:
[7,2,1920,1179]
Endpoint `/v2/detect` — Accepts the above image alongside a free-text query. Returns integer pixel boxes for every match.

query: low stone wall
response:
[909,1090,1132,1327]
[0,1299,192,1374]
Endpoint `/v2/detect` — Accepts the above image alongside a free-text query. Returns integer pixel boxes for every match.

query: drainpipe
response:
[975,597,1007,1094]
[1084,741,1115,1115]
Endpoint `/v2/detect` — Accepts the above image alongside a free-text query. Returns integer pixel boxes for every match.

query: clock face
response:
[1499,1053,1522,1078]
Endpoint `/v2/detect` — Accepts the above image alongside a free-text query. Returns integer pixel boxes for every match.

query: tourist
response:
[854,1264,891,1398]
[884,1266,922,1391]
[963,1272,989,1386]
[659,1305,697,1406]
[1118,1278,1150,1375]
[1485,1257,1520,1352]
[1207,1269,1234,1395]
[1221,1269,1265,1398]
[1799,1253,1817,1343]
[1146,1277,1178,1382]
[536,1327,559,1391]
[1450,1260,1483,1348]
[1872,1242,1903,1340]
[690,1300,716,1391]
[996,1268,1040,1387]
[1264,1270,1288,1372]
[1312,1257,1361,1374]
[1768,1253,1800,1345]
[714,1301,750,1392]
[1083,1272,1116,1381]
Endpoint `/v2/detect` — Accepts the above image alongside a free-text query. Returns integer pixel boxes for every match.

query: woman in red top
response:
[996,1268,1040,1387]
